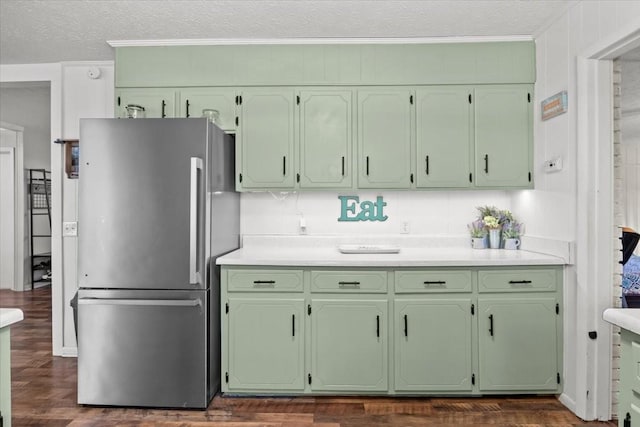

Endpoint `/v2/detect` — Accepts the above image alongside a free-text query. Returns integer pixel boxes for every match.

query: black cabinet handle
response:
[366,156,370,176]
[338,281,360,288]
[410,173,414,183]
[624,412,630,427]
[341,156,345,176]
[484,154,489,173]
[425,155,430,175]
[489,314,494,336]
[424,280,446,285]
[283,156,286,176]
[376,315,380,338]
[185,99,190,117]
[292,314,295,337]
[404,314,408,337]
[161,100,166,118]
[509,280,533,284]
[253,280,276,285]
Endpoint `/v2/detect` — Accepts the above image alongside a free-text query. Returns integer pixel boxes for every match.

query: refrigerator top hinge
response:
[225,372,229,383]
[225,302,229,314]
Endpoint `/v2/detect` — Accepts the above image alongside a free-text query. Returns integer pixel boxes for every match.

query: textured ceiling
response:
[0,0,575,65]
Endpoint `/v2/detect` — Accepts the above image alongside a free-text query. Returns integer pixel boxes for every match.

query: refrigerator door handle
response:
[190,157,203,285]
[78,298,202,307]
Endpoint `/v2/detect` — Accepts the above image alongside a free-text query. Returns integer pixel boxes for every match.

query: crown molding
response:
[107,36,533,48]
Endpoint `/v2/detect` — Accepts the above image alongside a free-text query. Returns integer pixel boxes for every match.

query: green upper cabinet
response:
[478,297,559,392]
[311,299,388,391]
[358,89,413,189]
[227,298,305,391]
[176,88,237,132]
[395,298,473,391]
[298,90,353,189]
[474,85,533,188]
[237,88,296,190]
[115,88,176,118]
[415,86,473,188]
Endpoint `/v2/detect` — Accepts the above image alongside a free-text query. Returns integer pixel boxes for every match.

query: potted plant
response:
[467,219,487,249]
[483,215,502,248]
[502,221,523,250]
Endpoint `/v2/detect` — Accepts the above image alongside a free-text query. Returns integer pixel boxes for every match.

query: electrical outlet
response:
[63,221,77,236]
[401,221,410,234]
[544,157,563,173]
[299,217,307,235]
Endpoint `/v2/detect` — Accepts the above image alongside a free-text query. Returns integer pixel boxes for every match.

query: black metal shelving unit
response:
[28,169,51,289]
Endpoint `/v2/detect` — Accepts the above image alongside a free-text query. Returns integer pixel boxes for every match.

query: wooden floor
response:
[1,287,617,427]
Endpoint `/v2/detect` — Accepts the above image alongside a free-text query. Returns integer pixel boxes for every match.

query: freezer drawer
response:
[77,289,210,408]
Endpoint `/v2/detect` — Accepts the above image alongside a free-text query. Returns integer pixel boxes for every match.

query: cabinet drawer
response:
[395,270,472,293]
[478,268,558,293]
[310,271,387,293]
[227,269,303,292]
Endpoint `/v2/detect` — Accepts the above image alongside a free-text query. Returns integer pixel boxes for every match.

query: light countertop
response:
[0,308,24,329]
[217,236,565,267]
[603,308,640,335]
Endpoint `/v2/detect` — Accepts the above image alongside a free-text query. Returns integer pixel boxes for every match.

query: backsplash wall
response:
[241,190,511,237]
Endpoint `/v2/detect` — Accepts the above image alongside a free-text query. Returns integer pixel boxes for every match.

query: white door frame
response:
[575,26,640,421]
[0,122,25,291]
[0,64,63,355]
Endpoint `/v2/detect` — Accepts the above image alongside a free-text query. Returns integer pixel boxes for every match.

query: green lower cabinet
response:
[227,298,305,391]
[478,297,559,392]
[115,88,176,118]
[618,329,640,427]
[394,298,473,391]
[311,299,388,391]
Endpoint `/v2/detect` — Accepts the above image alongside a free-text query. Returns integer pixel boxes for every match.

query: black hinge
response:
[225,302,229,314]
[528,172,532,182]
[557,373,561,384]
[308,373,312,384]
[296,173,300,183]
[239,173,243,183]
[472,373,475,385]
[410,95,413,104]
[296,95,300,105]
[468,94,472,104]
[307,304,311,315]
[556,303,559,315]
[624,412,630,427]
[471,304,475,315]
[225,372,229,383]
[235,116,239,126]
[527,93,531,103]
[117,96,121,106]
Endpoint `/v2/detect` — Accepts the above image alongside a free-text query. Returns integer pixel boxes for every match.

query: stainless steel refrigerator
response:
[76,118,239,408]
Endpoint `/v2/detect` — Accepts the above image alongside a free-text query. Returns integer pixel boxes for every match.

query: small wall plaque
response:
[541,91,568,121]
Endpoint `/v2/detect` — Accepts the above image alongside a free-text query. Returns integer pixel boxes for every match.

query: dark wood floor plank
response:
[1,287,617,427]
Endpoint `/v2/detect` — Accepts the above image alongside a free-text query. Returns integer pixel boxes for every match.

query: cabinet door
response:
[116,88,176,118]
[238,89,295,189]
[311,299,387,391]
[298,90,352,189]
[177,88,237,132]
[416,87,473,188]
[395,298,473,391]
[474,85,532,188]
[227,298,305,391]
[357,89,413,188]
[478,297,559,391]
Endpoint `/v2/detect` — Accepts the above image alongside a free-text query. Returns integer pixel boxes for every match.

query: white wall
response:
[59,62,115,354]
[242,190,511,237]
[513,1,640,420]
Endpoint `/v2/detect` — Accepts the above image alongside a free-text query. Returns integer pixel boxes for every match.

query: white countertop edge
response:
[603,308,640,335]
[0,308,24,329]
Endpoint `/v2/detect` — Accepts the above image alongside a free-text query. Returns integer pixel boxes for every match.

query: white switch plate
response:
[544,157,563,173]
[401,221,410,234]
[63,221,77,236]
